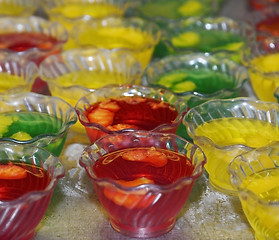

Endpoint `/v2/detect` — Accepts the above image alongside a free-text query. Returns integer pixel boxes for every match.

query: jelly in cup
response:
[0,142,65,240]
[127,0,220,26]
[246,8,279,41]
[0,57,38,95]
[142,53,249,140]
[248,0,279,10]
[75,84,188,143]
[142,53,249,108]
[229,142,279,240]
[183,97,279,195]
[0,0,39,17]
[73,17,161,68]
[242,37,279,102]
[0,16,68,95]
[153,16,254,62]
[79,131,206,238]
[39,48,142,133]
[0,92,77,157]
[42,0,131,50]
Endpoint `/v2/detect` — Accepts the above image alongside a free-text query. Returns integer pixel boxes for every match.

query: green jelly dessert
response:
[0,112,66,156]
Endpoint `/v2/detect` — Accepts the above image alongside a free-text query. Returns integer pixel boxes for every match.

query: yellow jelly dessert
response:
[194,118,279,194]
[49,4,123,19]
[0,3,36,16]
[178,1,203,17]
[0,73,29,94]
[171,32,200,48]
[54,70,133,89]
[46,3,127,50]
[239,169,279,240]
[248,53,279,102]
[77,27,158,67]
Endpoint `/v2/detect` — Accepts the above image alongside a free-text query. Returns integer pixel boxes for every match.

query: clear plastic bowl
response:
[39,48,142,133]
[0,142,65,240]
[229,141,279,240]
[0,56,38,95]
[0,16,68,95]
[0,92,77,156]
[79,131,206,238]
[153,16,254,62]
[183,97,279,195]
[75,84,188,143]
[42,0,131,50]
[242,36,279,102]
[127,0,221,26]
[0,0,40,17]
[72,17,161,68]
[142,53,249,108]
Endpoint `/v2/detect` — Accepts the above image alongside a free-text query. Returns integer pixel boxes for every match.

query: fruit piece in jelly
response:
[107,123,140,131]
[104,177,155,209]
[0,164,27,180]
[11,131,32,141]
[122,147,168,167]
[88,108,115,127]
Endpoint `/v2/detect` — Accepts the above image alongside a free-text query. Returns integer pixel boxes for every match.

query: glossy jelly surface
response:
[237,169,279,240]
[133,0,219,22]
[80,131,206,238]
[248,53,279,102]
[194,118,279,193]
[83,96,179,142]
[154,68,237,94]
[0,162,50,201]
[256,15,279,38]
[49,3,124,19]
[0,112,66,156]
[74,18,160,67]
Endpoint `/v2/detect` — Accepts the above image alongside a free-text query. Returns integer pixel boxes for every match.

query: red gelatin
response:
[249,0,279,10]
[80,131,206,238]
[84,97,179,142]
[93,147,194,236]
[0,32,62,95]
[0,162,50,201]
[256,15,279,38]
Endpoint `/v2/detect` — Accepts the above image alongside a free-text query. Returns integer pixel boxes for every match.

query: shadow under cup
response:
[79,131,206,238]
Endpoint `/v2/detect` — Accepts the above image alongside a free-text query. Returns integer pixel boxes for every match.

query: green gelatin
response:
[171,30,245,52]
[0,112,66,156]
[154,29,245,59]
[138,0,210,20]
[156,68,236,94]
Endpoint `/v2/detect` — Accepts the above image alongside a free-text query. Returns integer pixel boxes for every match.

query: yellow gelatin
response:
[249,53,279,102]
[48,3,125,50]
[239,169,279,240]
[49,3,124,19]
[194,118,279,194]
[171,32,200,48]
[48,69,137,133]
[178,1,203,16]
[0,73,27,93]
[54,70,133,89]
[77,27,157,67]
[0,114,15,137]
[0,4,25,16]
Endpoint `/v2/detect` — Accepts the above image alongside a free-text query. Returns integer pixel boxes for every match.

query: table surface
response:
[35,1,257,239]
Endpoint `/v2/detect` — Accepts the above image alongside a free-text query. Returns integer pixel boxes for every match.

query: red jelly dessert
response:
[93,147,194,209]
[84,96,179,142]
[256,15,279,39]
[0,32,63,95]
[0,162,50,201]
